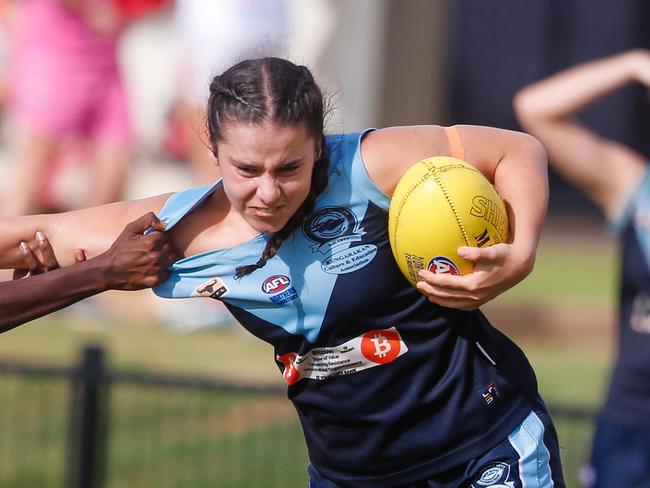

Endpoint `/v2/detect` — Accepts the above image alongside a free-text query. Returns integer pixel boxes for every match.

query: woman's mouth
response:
[249,206,283,217]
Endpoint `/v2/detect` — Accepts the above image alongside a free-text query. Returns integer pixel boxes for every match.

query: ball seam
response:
[431,169,471,247]
[390,172,431,274]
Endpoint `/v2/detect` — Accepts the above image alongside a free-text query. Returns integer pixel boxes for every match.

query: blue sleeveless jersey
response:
[154,131,536,486]
[604,168,650,428]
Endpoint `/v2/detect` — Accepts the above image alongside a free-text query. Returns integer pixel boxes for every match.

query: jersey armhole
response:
[350,128,392,211]
[608,166,650,234]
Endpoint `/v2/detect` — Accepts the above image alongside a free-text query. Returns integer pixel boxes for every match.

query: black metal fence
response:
[0,346,595,488]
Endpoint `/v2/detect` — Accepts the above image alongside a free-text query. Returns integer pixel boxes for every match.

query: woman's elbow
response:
[510,130,548,167]
[526,132,547,163]
[513,89,541,129]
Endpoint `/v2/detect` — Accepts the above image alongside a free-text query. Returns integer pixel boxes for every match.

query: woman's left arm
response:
[361,124,548,310]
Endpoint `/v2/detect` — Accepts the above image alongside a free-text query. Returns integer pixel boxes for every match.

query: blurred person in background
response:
[284,0,338,83]
[0,0,11,112]
[0,57,564,487]
[168,0,288,184]
[515,49,650,488]
[2,0,133,215]
[115,0,169,23]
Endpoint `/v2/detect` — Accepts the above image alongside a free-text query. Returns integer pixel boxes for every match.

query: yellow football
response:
[388,156,509,286]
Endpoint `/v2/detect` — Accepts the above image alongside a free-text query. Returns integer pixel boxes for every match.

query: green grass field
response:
[0,375,308,488]
[0,219,618,487]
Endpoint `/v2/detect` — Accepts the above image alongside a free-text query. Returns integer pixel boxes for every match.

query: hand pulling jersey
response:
[605,169,650,428]
[154,130,538,486]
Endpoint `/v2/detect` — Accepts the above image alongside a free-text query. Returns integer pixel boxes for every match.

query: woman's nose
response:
[256,175,281,204]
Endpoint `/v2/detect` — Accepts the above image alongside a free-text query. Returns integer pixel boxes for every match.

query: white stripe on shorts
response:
[507,410,555,487]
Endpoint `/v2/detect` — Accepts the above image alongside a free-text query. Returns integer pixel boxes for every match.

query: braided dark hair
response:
[206,58,329,278]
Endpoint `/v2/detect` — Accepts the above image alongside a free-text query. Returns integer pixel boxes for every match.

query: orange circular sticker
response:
[361,329,401,364]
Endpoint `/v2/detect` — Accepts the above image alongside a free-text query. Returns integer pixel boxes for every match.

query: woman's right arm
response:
[514,49,650,218]
[0,194,171,269]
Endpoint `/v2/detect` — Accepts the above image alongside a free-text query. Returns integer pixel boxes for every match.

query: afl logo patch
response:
[262,275,298,305]
[428,256,460,275]
[303,206,357,243]
[262,275,291,294]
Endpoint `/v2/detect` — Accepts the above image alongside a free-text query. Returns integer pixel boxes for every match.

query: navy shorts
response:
[584,418,650,488]
[308,402,565,488]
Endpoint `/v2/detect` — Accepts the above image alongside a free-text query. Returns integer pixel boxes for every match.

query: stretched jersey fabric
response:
[605,168,650,428]
[154,130,537,486]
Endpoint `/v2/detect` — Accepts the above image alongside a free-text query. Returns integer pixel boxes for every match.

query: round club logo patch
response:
[303,206,357,243]
[360,329,401,364]
[473,462,513,487]
[428,256,460,275]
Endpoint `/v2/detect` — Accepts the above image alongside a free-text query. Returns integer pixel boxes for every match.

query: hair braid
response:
[211,80,252,108]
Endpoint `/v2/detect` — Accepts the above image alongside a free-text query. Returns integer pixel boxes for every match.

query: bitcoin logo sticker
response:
[370,335,391,358]
[276,327,408,385]
[361,329,401,364]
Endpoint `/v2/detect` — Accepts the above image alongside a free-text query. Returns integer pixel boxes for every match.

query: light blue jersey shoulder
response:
[611,167,650,260]
[153,130,389,343]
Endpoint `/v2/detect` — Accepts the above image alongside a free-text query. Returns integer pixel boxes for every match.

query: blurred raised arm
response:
[514,49,650,218]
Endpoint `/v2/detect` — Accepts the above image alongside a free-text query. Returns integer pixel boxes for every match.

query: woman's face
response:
[216,121,318,234]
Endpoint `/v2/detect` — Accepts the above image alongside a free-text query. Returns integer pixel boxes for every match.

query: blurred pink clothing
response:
[8,0,132,146]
